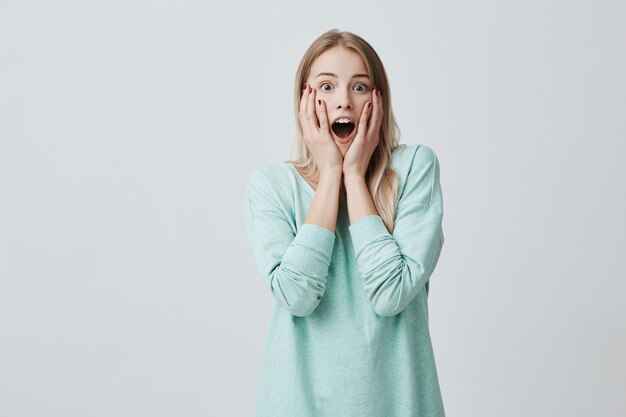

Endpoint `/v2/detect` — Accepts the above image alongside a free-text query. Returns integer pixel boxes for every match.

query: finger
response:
[307,85,318,128]
[354,101,371,142]
[299,83,312,138]
[368,88,383,135]
[298,83,306,114]
[316,98,331,134]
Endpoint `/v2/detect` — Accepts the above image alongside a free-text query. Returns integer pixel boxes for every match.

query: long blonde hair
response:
[286,29,404,233]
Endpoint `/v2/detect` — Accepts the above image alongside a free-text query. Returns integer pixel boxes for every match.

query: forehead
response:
[309,46,368,77]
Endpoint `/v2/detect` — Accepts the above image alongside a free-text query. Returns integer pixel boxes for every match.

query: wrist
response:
[343,173,366,186]
[318,169,343,185]
[319,165,343,179]
[342,164,365,180]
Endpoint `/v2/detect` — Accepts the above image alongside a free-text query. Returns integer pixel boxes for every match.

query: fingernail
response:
[303,83,307,90]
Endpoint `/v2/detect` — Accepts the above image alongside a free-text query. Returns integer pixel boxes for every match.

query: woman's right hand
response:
[299,83,343,177]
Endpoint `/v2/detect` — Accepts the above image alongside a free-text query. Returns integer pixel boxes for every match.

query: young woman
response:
[244,29,446,417]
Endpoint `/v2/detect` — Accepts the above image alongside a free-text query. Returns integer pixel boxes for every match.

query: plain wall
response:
[1,0,624,416]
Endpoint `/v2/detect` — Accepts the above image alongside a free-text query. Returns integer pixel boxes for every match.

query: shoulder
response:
[391,143,440,177]
[246,162,294,200]
[247,162,287,185]
[392,143,441,205]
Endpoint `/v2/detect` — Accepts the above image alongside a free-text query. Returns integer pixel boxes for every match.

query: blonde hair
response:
[285,29,404,233]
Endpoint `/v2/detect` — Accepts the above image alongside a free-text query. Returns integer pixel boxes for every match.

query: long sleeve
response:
[348,145,445,317]
[244,167,336,317]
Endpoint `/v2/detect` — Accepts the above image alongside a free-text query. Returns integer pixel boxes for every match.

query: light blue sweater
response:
[244,144,446,417]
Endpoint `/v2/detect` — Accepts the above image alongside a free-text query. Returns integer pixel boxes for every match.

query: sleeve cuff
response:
[348,215,390,256]
[287,223,336,264]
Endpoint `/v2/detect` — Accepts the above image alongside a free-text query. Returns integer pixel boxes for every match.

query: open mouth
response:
[331,119,355,139]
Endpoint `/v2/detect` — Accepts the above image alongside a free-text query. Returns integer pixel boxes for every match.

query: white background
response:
[1,1,624,416]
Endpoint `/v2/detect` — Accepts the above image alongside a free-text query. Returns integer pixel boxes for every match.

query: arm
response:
[344,173,378,224]
[304,169,343,233]
[347,146,445,317]
[244,167,339,317]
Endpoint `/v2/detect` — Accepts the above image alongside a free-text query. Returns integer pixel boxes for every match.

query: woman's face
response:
[306,46,372,156]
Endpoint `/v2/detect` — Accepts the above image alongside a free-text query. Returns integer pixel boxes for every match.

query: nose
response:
[334,87,353,110]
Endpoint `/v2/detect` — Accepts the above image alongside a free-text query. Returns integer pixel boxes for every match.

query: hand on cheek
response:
[343,88,383,178]
[298,84,343,175]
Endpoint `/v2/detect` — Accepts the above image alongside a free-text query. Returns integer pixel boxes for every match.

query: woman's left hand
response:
[342,87,384,178]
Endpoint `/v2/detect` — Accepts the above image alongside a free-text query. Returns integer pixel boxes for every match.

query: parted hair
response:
[285,29,403,233]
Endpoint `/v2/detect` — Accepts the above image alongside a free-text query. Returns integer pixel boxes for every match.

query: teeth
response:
[335,118,352,124]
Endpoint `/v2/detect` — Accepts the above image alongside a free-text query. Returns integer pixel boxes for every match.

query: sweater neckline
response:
[285,163,348,204]
[286,163,315,196]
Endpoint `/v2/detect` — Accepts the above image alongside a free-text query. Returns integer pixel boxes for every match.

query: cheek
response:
[355,100,369,123]
[317,100,329,114]
[360,98,370,113]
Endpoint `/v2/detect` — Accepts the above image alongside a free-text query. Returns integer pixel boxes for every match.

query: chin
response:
[336,140,351,153]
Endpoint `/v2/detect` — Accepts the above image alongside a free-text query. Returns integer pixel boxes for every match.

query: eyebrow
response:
[314,72,370,79]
